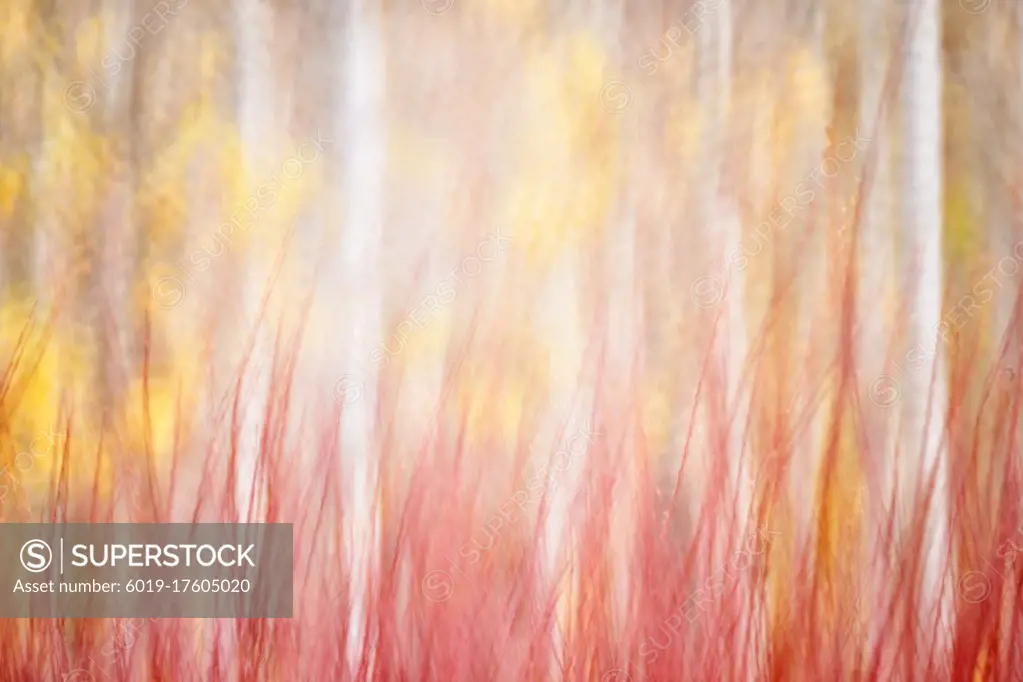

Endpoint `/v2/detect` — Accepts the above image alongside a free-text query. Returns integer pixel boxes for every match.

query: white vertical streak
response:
[598,2,627,659]
[701,0,747,552]
[341,0,384,675]
[858,0,897,650]
[541,243,585,669]
[235,0,276,523]
[901,0,949,652]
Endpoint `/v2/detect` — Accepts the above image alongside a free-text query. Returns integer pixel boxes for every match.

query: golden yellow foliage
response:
[506,33,619,270]
[121,373,194,468]
[666,99,705,166]
[945,174,977,265]
[788,47,830,128]
[396,305,453,372]
[0,5,30,67]
[388,126,451,185]
[137,95,220,231]
[0,299,99,502]
[265,138,327,223]
[469,0,542,25]
[216,126,248,207]
[0,162,24,218]
[74,14,108,70]
[37,99,114,230]
[200,33,223,87]
[456,329,548,445]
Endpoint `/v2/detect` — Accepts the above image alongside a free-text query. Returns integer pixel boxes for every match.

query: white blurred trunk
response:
[696,0,742,525]
[995,9,1023,377]
[340,0,384,674]
[543,11,618,665]
[235,0,276,522]
[696,0,759,667]
[541,243,589,671]
[858,0,899,652]
[900,0,949,654]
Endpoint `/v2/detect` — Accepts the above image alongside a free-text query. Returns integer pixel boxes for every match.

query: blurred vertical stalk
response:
[65,0,113,420]
[694,0,760,668]
[0,89,33,303]
[900,0,949,654]
[696,0,745,559]
[339,0,384,674]
[1,0,50,304]
[110,0,144,421]
[857,0,897,653]
[791,6,827,538]
[234,0,275,522]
